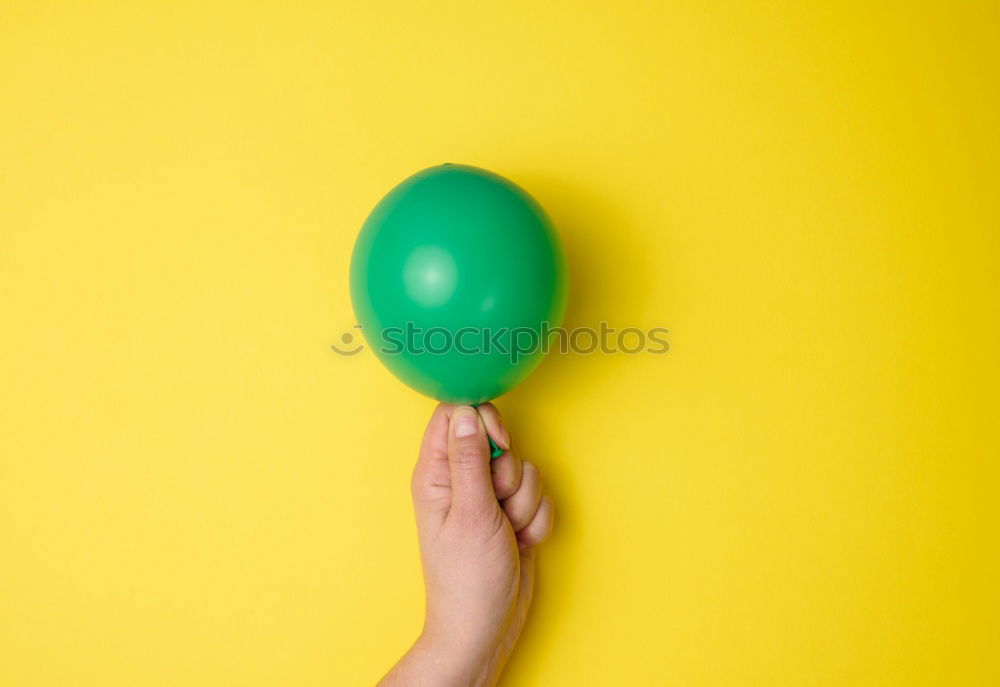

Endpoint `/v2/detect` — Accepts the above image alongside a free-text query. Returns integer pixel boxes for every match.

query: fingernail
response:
[453,407,478,438]
[498,423,511,450]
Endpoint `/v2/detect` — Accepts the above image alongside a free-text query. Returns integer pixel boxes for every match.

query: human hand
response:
[378,404,554,687]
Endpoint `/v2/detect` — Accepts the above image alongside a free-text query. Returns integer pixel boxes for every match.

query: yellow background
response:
[2,1,998,684]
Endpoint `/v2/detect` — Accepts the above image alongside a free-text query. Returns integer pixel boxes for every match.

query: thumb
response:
[447,405,496,514]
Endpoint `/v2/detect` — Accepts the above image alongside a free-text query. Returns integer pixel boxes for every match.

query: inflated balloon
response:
[350,164,567,436]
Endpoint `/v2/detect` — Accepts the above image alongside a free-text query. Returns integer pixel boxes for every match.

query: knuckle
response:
[495,473,515,498]
[452,444,485,466]
[522,460,541,486]
[503,502,528,529]
[519,530,540,547]
[493,477,514,499]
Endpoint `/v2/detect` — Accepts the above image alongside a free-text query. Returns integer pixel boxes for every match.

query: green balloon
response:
[350,164,567,405]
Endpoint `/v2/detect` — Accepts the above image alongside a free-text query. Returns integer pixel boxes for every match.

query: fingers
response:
[501,460,542,531]
[490,450,522,500]
[415,402,553,550]
[416,403,453,465]
[516,496,554,549]
[475,403,510,453]
[447,405,496,514]
[411,404,456,525]
[474,403,522,499]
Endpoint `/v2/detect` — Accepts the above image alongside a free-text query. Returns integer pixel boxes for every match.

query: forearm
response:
[378,633,496,687]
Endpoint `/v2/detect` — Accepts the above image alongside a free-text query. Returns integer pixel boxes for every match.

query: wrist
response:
[418,629,496,687]
[380,631,495,687]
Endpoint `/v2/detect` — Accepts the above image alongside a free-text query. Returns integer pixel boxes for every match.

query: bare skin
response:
[379,403,554,687]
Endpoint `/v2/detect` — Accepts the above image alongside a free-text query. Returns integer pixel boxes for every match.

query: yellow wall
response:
[1,2,997,684]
